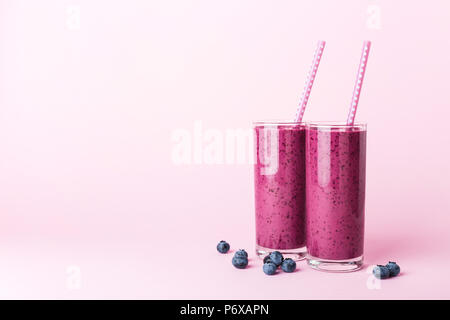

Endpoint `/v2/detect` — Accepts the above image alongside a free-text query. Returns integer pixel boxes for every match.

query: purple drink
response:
[306,122,366,272]
[254,122,307,260]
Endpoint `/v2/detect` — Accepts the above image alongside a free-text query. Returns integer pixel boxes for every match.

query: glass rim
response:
[253,120,305,127]
[306,121,367,129]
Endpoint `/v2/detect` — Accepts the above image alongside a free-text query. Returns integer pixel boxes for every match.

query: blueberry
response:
[232,256,248,269]
[263,255,271,264]
[216,240,230,254]
[263,262,277,275]
[269,251,284,266]
[281,258,296,273]
[386,261,400,277]
[373,265,390,279]
[234,249,248,259]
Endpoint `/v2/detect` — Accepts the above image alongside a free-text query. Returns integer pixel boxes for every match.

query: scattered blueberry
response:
[386,261,400,277]
[216,240,230,254]
[263,262,277,275]
[269,251,284,266]
[232,256,248,269]
[263,255,271,264]
[373,265,390,279]
[281,258,296,273]
[234,249,248,259]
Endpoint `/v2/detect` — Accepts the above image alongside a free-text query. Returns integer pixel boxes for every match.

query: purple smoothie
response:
[306,124,366,260]
[254,123,306,252]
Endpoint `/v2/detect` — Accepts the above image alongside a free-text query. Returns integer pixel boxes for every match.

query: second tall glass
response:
[305,122,367,272]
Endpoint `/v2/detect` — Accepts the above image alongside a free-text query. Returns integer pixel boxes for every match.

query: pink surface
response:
[1,0,450,299]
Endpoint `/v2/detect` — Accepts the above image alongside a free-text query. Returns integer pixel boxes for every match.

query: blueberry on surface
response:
[216,240,230,254]
[234,249,248,258]
[385,261,400,277]
[263,262,277,275]
[281,258,296,273]
[232,256,248,269]
[372,265,390,279]
[263,255,271,264]
[269,251,284,266]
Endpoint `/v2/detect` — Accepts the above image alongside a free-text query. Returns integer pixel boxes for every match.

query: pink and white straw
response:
[294,40,326,123]
[347,41,371,125]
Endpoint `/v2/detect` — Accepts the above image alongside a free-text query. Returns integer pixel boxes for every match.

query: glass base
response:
[256,244,307,261]
[307,254,363,272]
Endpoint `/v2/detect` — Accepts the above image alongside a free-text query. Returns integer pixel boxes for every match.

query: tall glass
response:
[253,121,307,260]
[305,122,367,272]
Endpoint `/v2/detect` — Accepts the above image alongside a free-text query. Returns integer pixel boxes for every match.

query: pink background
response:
[1,0,450,299]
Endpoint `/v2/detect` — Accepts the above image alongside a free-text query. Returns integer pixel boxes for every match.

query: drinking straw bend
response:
[347,41,371,125]
[294,41,326,123]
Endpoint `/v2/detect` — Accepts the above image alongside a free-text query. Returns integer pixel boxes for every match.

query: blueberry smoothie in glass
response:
[254,121,307,260]
[305,122,366,272]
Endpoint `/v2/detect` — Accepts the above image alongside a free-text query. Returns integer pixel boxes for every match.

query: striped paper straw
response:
[294,40,326,123]
[347,41,371,125]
